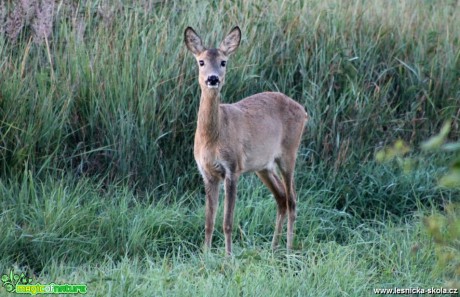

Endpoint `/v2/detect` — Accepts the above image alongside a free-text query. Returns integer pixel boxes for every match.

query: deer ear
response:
[184,27,205,55]
[219,26,241,56]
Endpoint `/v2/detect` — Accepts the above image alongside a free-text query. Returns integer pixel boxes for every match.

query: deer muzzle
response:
[206,75,220,88]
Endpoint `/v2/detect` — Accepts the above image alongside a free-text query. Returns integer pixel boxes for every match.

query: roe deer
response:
[184,26,308,255]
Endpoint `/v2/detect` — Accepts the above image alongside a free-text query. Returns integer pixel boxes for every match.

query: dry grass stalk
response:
[5,1,25,40]
[32,0,55,44]
[1,0,55,44]
[0,2,6,35]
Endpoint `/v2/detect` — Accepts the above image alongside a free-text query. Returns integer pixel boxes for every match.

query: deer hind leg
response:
[277,157,297,251]
[256,169,287,250]
[204,178,220,252]
[223,173,239,255]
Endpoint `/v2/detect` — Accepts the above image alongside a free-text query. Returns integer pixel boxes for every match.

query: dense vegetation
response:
[1,0,459,296]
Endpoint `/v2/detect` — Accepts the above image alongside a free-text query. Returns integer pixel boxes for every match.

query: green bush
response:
[377,122,460,289]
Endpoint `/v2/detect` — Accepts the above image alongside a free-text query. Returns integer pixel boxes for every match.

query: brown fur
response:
[185,26,308,255]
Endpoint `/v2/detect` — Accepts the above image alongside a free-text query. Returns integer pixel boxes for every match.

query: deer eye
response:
[199,60,204,67]
[221,61,227,67]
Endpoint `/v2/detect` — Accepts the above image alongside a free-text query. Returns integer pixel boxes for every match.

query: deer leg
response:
[278,159,297,251]
[256,169,287,250]
[204,178,220,251]
[223,173,239,255]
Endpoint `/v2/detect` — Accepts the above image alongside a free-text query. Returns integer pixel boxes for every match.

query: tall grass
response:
[0,0,459,295]
[1,0,458,190]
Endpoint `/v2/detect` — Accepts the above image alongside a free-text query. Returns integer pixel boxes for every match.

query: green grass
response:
[0,0,459,296]
[0,174,447,296]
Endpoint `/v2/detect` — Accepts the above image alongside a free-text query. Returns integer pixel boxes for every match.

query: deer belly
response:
[241,148,279,173]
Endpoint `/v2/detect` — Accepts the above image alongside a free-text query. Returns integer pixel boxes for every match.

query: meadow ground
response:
[0,0,459,296]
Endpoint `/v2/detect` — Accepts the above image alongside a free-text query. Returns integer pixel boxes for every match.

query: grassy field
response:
[1,0,459,296]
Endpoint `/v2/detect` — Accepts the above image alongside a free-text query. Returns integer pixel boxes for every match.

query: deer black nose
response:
[207,75,220,86]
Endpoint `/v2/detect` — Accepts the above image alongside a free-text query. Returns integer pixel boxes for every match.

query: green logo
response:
[1,272,33,293]
[1,271,87,295]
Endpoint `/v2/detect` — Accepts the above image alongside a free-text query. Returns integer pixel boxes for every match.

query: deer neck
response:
[197,88,221,144]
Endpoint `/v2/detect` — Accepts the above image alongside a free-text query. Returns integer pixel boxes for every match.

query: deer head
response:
[184,26,241,91]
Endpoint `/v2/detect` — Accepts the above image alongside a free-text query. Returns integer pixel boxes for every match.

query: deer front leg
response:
[223,173,239,255]
[204,178,220,252]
